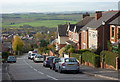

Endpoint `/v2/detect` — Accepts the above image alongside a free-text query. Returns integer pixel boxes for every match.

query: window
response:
[112,27,114,38]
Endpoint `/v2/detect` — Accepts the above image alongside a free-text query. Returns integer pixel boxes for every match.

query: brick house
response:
[66,15,94,50]
[109,16,120,44]
[56,24,68,51]
[80,11,120,50]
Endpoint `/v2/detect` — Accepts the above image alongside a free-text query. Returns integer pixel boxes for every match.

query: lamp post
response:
[102,21,105,69]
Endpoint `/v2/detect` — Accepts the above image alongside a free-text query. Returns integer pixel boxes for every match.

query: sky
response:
[0,0,120,13]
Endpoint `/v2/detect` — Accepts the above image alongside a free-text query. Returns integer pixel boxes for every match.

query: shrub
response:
[71,53,81,60]
[76,49,90,54]
[82,51,100,68]
[100,51,118,68]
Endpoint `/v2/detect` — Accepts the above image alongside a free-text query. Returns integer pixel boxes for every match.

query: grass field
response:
[2,13,94,28]
[3,20,76,28]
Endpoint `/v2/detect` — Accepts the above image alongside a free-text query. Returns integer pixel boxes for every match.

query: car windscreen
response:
[65,58,77,62]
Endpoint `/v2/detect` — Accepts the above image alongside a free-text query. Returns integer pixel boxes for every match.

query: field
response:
[2,13,83,28]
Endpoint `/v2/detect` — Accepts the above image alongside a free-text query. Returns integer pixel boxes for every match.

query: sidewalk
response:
[80,65,119,80]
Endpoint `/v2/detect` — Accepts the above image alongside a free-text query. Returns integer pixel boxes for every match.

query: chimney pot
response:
[95,11,102,20]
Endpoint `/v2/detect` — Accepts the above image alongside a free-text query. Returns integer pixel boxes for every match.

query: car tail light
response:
[62,63,66,66]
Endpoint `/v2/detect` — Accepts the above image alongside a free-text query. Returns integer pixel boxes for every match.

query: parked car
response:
[55,57,80,73]
[43,56,56,67]
[30,53,37,60]
[28,53,32,59]
[50,58,60,70]
[33,55,44,63]
[7,56,16,63]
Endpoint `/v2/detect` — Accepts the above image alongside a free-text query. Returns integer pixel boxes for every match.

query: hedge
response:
[100,51,118,68]
[71,53,81,60]
[82,51,100,67]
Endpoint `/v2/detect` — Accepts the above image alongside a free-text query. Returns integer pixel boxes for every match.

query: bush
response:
[100,51,118,68]
[76,49,90,54]
[71,53,81,60]
[82,51,100,68]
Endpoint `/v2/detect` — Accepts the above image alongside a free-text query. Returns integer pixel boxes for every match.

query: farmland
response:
[2,13,84,28]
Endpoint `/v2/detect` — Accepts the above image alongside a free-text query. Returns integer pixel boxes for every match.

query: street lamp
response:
[102,21,105,69]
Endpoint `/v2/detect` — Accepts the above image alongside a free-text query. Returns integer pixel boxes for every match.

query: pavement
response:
[80,65,119,81]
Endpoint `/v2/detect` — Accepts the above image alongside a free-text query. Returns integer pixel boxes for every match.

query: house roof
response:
[69,24,76,32]
[77,16,94,26]
[57,24,68,36]
[109,15,120,25]
[75,16,94,32]
[81,11,120,30]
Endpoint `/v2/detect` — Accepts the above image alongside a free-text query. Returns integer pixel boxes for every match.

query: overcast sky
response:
[0,0,120,13]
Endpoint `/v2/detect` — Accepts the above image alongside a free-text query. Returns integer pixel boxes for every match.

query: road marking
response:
[6,66,12,82]
[46,75,58,80]
[38,71,44,74]
[24,60,58,80]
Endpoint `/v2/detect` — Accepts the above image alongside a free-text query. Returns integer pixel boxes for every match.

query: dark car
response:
[50,58,60,70]
[43,56,56,67]
[7,56,16,63]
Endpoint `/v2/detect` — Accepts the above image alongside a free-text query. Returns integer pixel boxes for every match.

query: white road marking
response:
[6,66,12,82]
[46,75,58,80]
[24,60,58,80]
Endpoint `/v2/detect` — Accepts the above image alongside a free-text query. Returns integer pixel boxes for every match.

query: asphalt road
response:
[3,54,109,81]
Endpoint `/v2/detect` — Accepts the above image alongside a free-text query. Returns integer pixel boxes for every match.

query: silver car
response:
[55,57,80,73]
[33,55,44,63]
[30,53,37,60]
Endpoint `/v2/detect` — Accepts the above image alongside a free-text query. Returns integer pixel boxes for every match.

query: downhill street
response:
[2,54,112,81]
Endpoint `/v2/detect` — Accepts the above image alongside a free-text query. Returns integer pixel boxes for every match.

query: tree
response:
[64,45,75,57]
[12,35,24,55]
[35,32,42,41]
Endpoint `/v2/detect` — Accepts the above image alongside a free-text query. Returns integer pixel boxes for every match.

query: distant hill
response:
[2,12,94,28]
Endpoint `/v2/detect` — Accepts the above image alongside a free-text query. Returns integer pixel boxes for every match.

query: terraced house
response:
[56,10,120,52]
[81,11,120,51]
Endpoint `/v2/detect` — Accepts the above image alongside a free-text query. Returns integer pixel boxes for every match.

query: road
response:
[2,54,110,81]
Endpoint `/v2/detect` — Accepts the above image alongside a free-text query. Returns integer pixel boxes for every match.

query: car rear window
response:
[65,58,77,62]
[32,54,36,56]
[38,56,43,58]
[47,57,54,60]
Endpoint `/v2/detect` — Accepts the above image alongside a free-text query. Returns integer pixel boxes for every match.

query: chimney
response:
[83,12,90,19]
[95,11,102,20]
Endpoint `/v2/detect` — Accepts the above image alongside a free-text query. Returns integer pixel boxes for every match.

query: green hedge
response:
[82,51,100,67]
[100,51,118,68]
[71,53,81,60]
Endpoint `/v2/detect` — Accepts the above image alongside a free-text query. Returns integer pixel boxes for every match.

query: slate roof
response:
[75,16,94,32]
[77,16,94,26]
[109,15,120,25]
[57,24,68,36]
[81,11,120,30]
[69,24,76,32]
